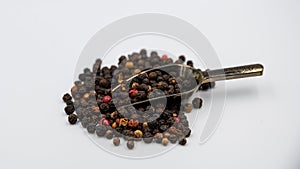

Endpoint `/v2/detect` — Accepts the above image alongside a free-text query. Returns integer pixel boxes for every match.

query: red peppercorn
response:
[102,95,112,103]
[100,118,110,126]
[162,54,168,61]
[174,117,180,123]
[129,89,138,97]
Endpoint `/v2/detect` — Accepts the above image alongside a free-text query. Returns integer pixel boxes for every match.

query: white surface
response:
[0,0,299,169]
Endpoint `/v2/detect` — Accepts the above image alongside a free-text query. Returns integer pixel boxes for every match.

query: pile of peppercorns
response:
[61,49,215,150]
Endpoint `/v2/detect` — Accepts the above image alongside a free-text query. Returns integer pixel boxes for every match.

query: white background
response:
[0,0,299,169]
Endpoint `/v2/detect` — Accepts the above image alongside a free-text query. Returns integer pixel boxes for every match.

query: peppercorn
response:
[118,55,127,64]
[62,93,72,103]
[134,69,141,74]
[187,60,193,67]
[99,103,109,112]
[96,125,106,137]
[164,132,171,139]
[127,140,134,150]
[65,100,73,106]
[185,128,191,138]
[129,89,138,98]
[169,134,177,144]
[125,61,134,68]
[64,105,75,115]
[179,55,186,62]
[154,133,163,143]
[119,118,128,127]
[192,97,203,108]
[142,122,148,128]
[134,130,143,138]
[111,122,117,129]
[162,54,168,61]
[87,123,96,133]
[149,72,157,80]
[162,138,169,146]
[113,137,120,146]
[178,137,187,145]
[131,82,139,89]
[105,130,114,139]
[68,114,77,125]
[184,103,193,113]
[102,95,112,103]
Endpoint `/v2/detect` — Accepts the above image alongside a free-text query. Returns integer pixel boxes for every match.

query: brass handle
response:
[202,64,264,83]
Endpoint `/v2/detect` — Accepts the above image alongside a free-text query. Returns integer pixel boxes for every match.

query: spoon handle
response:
[202,63,264,83]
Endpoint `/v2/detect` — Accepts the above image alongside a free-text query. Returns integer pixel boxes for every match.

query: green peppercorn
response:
[68,114,77,125]
[192,97,203,108]
[113,137,120,146]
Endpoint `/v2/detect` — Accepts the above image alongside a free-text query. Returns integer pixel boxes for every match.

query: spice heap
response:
[61,49,215,149]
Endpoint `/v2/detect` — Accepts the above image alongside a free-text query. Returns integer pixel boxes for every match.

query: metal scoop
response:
[112,63,264,107]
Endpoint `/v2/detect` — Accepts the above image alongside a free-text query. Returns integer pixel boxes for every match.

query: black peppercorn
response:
[143,132,153,144]
[105,130,114,139]
[183,103,193,113]
[87,123,96,133]
[192,97,203,108]
[68,114,77,125]
[96,125,106,137]
[99,103,110,112]
[113,137,120,146]
[185,128,191,138]
[169,134,177,144]
[65,100,73,106]
[64,105,75,115]
[118,55,127,64]
[127,140,134,150]
[149,72,157,80]
[179,55,186,62]
[62,93,72,103]
[178,137,187,145]
[187,60,193,67]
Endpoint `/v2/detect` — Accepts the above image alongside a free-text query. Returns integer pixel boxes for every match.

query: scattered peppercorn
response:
[87,123,96,133]
[179,55,186,62]
[192,97,203,108]
[68,114,77,125]
[105,130,114,139]
[187,60,193,67]
[183,103,193,113]
[96,126,106,137]
[127,140,134,150]
[179,137,187,145]
[64,105,75,115]
[162,138,169,146]
[62,93,72,103]
[113,137,120,146]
